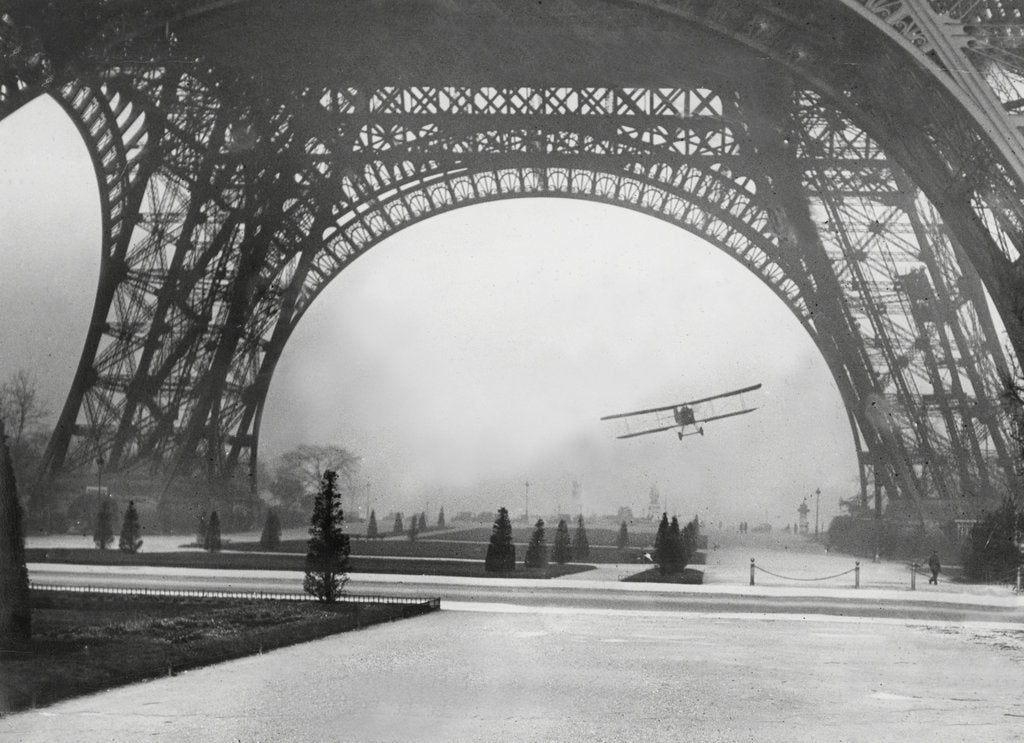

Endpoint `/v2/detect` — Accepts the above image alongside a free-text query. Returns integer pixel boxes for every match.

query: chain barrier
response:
[753,565,857,582]
[749,559,860,587]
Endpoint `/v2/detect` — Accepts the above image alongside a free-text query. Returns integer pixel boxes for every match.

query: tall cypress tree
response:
[367,509,379,539]
[393,512,404,536]
[660,516,686,575]
[437,507,446,529]
[304,469,351,602]
[118,500,143,553]
[524,519,548,568]
[654,512,669,565]
[408,513,419,542]
[552,519,571,564]
[0,418,31,649]
[572,514,590,560]
[204,510,222,552]
[260,508,281,550]
[94,499,114,550]
[484,507,516,572]
[681,517,698,567]
[617,520,629,551]
[418,511,427,532]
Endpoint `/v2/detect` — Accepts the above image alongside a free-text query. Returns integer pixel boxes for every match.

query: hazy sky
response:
[0,96,856,526]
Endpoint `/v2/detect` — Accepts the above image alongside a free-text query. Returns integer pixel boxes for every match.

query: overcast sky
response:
[0,95,857,527]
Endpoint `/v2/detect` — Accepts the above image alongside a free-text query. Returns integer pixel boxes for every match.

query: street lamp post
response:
[525,480,530,523]
[96,454,104,498]
[815,488,821,537]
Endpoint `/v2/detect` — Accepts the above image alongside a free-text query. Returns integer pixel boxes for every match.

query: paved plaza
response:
[2,604,1022,742]
[5,529,1024,742]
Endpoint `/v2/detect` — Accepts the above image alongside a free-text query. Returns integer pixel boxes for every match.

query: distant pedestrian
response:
[928,551,940,585]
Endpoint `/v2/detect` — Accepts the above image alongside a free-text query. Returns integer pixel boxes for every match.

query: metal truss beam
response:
[1,1,1021,522]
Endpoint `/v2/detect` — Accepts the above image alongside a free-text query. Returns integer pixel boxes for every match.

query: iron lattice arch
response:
[3,0,1024,521]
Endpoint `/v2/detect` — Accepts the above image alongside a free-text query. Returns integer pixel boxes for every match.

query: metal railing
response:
[30,582,441,609]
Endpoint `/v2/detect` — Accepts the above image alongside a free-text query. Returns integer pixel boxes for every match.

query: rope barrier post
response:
[854,561,860,589]
[750,558,755,586]
[910,563,917,591]
[1017,565,1022,594]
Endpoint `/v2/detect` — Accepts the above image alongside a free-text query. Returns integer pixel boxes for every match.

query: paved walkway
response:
[11,526,1023,741]
[26,526,1021,607]
[3,602,1023,741]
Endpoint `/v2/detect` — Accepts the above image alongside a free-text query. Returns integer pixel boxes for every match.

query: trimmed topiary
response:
[118,500,143,553]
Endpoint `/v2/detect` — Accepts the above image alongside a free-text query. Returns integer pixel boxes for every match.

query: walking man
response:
[927,551,940,585]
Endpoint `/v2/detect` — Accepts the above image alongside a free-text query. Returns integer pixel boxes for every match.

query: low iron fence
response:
[30,582,441,609]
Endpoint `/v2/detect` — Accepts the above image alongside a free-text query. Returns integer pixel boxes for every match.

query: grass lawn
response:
[620,567,704,584]
[0,590,434,715]
[236,537,626,568]
[234,538,492,560]
[428,526,658,548]
[25,547,595,578]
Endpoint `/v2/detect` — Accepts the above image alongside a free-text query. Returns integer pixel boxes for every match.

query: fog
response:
[1,96,856,528]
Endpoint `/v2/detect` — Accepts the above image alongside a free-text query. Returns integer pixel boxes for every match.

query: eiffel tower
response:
[4,1,1024,527]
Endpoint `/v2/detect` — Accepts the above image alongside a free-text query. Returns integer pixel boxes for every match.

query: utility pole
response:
[815,488,821,537]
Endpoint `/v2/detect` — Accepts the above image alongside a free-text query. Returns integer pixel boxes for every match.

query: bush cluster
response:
[962,500,1024,582]
[826,515,955,560]
[653,513,699,575]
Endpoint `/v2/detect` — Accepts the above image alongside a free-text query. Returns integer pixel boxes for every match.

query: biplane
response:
[600,383,762,440]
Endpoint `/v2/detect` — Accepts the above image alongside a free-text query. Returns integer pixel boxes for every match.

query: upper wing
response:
[678,382,762,408]
[600,383,761,421]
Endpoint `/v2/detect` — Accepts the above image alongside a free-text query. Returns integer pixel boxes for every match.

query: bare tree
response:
[270,444,360,514]
[0,369,49,446]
